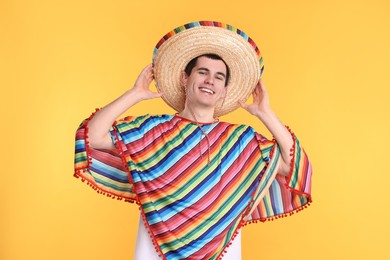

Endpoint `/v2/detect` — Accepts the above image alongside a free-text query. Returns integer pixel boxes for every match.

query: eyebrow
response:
[197,67,226,79]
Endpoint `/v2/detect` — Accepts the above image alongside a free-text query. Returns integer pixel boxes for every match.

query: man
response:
[74,21,312,260]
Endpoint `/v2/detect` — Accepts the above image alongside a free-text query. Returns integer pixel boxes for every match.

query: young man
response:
[74,21,312,260]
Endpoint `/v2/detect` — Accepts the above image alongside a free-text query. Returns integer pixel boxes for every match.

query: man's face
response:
[182,56,227,110]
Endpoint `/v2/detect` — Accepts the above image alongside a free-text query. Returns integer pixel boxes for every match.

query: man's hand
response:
[88,64,162,150]
[239,79,271,118]
[131,64,163,101]
[239,79,292,176]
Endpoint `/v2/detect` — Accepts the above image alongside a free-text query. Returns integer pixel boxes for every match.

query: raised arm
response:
[88,64,162,150]
[239,79,293,176]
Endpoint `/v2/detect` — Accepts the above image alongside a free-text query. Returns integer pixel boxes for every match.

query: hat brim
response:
[153,21,264,117]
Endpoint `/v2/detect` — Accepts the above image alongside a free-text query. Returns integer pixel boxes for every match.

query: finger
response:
[144,64,154,76]
[259,79,267,92]
[252,86,260,99]
[254,85,260,96]
[256,80,263,92]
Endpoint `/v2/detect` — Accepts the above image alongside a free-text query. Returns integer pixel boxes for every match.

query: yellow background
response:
[1,0,389,259]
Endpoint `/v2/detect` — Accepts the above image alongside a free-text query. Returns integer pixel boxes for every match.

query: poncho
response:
[74,111,312,260]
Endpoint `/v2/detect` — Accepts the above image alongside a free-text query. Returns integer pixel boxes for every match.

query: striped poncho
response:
[74,112,312,260]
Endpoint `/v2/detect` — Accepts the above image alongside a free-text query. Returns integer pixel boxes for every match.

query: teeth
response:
[200,88,214,94]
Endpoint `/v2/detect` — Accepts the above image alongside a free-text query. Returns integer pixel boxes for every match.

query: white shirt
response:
[134,215,242,260]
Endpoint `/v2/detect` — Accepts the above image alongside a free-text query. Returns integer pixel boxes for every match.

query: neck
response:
[180,105,216,124]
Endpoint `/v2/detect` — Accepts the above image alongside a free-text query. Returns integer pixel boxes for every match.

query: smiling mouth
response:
[199,87,215,94]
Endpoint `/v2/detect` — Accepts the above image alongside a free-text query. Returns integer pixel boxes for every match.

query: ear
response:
[180,71,188,87]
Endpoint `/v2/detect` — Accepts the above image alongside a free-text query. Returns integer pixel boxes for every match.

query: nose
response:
[205,75,214,85]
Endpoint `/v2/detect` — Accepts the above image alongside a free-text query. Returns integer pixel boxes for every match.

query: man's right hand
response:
[130,64,163,102]
[87,64,162,150]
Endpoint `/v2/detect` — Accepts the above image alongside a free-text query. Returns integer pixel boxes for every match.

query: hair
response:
[184,54,230,86]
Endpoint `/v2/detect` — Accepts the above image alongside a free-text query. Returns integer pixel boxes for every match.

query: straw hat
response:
[152,21,264,117]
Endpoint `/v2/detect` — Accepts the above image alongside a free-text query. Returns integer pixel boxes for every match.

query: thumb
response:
[152,91,164,98]
[238,100,248,110]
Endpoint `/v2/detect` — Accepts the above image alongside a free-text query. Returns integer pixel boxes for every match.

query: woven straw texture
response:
[153,21,263,117]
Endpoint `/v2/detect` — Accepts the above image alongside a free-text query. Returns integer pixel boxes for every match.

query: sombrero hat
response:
[152,21,264,117]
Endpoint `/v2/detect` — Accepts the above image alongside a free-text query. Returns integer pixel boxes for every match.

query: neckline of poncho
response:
[174,113,219,125]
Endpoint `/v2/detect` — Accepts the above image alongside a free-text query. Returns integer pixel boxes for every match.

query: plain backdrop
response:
[1,0,389,259]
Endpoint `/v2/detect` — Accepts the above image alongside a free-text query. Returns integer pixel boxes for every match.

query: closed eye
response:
[198,68,208,75]
[216,73,226,81]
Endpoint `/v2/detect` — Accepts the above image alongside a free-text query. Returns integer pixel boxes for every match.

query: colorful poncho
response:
[74,112,312,260]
